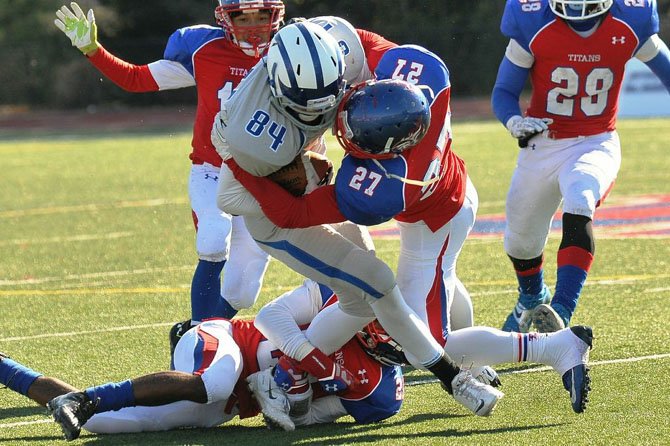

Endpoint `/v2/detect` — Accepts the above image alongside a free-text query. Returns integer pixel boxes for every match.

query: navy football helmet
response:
[215,0,285,55]
[335,79,430,159]
[550,0,612,21]
[356,321,407,367]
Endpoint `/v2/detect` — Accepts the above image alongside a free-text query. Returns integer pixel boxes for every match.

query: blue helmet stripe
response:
[274,33,298,92]
[295,22,325,90]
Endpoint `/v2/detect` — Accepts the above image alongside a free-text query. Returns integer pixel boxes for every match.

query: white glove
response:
[505,115,553,140]
[211,110,233,161]
[54,2,99,55]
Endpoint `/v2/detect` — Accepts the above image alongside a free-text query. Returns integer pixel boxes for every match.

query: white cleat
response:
[532,304,566,332]
[246,368,295,431]
[471,365,502,387]
[451,370,504,416]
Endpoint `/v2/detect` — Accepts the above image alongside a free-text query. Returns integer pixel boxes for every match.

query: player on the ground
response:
[491,0,670,333]
[54,1,282,340]
[0,281,405,441]
[213,22,504,418]
[226,45,593,415]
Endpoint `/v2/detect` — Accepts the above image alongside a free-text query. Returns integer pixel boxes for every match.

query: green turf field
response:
[1,119,669,445]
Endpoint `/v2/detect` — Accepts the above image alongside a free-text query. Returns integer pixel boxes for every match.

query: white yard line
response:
[0,232,134,247]
[0,265,193,286]
[0,198,188,218]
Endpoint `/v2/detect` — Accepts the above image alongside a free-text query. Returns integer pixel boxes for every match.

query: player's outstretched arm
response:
[54,2,99,56]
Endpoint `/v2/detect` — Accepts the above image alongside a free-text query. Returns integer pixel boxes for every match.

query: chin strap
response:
[371,159,441,187]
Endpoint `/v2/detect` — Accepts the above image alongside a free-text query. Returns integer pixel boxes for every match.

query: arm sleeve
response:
[491,53,530,125]
[86,45,160,92]
[254,280,324,360]
[226,159,347,228]
[640,36,670,94]
[291,396,348,426]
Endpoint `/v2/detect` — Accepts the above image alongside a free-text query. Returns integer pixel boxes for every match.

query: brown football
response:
[267,151,333,197]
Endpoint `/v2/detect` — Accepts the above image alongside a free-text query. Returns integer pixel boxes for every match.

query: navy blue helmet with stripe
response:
[266,22,346,128]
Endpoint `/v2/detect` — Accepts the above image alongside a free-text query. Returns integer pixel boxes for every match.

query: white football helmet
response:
[308,16,369,84]
[549,0,613,21]
[266,21,346,128]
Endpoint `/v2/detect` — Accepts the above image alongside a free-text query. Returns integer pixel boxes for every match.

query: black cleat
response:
[46,391,99,441]
[561,326,593,413]
[0,352,8,361]
[169,319,192,368]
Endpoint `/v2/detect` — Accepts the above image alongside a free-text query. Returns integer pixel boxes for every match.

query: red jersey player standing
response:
[492,0,670,333]
[53,1,285,343]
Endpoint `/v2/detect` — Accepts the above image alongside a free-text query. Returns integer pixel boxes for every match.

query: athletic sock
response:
[553,246,593,322]
[191,259,226,321]
[0,358,42,396]
[85,379,135,413]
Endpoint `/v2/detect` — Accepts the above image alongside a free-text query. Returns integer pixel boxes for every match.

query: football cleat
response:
[471,365,502,388]
[502,285,551,332]
[532,303,568,333]
[560,326,593,413]
[542,325,593,413]
[169,319,192,368]
[450,370,504,416]
[0,351,8,361]
[46,391,99,441]
[247,368,295,431]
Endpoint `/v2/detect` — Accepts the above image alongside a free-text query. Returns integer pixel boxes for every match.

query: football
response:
[267,151,333,197]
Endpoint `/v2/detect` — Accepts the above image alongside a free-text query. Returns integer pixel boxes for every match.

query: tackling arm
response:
[225,159,346,228]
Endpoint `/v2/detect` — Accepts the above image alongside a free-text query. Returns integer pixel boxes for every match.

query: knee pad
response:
[196,215,232,262]
[504,228,547,260]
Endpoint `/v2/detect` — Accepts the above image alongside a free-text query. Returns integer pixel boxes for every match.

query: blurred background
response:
[1,1,669,114]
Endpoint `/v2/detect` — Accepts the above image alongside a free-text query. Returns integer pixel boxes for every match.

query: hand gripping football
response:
[267,151,333,196]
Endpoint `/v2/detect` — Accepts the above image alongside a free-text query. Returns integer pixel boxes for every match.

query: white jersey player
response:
[213,21,504,417]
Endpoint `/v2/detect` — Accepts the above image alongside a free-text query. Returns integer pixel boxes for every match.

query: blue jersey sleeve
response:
[491,56,530,124]
[501,0,555,53]
[374,45,450,105]
[611,0,660,51]
[334,156,406,226]
[645,42,670,93]
[164,25,225,76]
[340,366,403,424]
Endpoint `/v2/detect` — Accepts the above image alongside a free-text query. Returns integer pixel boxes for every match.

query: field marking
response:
[0,232,134,247]
[0,265,193,286]
[1,271,668,297]
[0,197,188,218]
[2,352,669,430]
[0,322,174,342]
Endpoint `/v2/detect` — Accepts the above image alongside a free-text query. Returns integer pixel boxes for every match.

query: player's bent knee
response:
[504,230,546,260]
[200,357,239,403]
